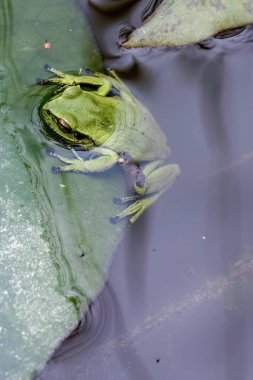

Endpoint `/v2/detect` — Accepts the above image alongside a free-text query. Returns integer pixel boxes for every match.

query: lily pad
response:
[0,85,78,379]
[124,0,253,47]
[0,0,126,378]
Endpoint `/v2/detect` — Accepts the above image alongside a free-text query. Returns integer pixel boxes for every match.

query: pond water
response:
[36,1,253,379]
[2,0,253,379]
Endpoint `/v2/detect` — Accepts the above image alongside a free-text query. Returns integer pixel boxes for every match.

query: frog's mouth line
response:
[44,109,95,146]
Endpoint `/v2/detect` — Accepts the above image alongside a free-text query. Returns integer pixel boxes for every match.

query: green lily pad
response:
[124,0,253,47]
[0,0,126,378]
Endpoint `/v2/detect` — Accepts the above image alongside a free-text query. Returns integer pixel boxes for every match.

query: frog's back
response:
[103,98,170,162]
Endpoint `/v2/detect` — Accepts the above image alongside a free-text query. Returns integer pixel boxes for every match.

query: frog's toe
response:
[52,166,61,174]
[113,194,140,205]
[36,77,45,84]
[45,147,56,156]
[110,215,120,224]
[44,64,57,74]
[113,196,124,205]
[44,64,51,71]
[43,64,63,78]
[83,68,95,76]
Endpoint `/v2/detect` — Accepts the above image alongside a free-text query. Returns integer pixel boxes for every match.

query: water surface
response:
[38,2,253,380]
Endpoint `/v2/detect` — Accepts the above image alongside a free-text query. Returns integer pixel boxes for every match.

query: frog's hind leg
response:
[112,160,180,224]
[134,161,180,197]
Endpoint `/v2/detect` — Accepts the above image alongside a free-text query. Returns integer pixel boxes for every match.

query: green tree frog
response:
[39,65,180,224]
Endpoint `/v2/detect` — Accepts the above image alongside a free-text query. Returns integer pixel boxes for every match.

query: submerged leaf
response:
[124,0,253,47]
[0,72,78,380]
[0,0,125,378]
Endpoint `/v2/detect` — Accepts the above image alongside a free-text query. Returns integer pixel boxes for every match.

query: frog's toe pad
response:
[44,64,52,72]
[52,166,61,174]
[110,215,120,224]
[36,77,45,84]
[43,64,61,78]
[83,68,95,76]
[113,196,123,205]
[45,147,55,155]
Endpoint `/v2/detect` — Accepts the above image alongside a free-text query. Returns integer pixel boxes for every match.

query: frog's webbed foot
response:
[111,160,180,224]
[111,194,160,224]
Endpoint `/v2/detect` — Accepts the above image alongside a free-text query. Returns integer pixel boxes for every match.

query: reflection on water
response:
[53,291,108,359]
[36,2,253,380]
[199,25,253,50]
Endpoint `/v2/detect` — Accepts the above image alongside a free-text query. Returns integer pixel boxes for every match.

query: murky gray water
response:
[35,1,253,380]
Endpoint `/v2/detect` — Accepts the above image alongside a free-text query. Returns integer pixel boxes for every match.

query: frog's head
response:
[41,85,117,147]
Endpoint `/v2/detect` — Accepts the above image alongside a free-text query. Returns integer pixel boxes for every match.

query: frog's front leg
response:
[39,65,112,96]
[112,160,180,224]
[49,147,119,173]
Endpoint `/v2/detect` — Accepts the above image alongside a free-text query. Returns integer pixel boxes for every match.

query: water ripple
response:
[198,25,253,51]
[51,286,113,360]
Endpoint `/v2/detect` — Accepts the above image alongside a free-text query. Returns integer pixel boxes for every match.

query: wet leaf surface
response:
[124,0,253,47]
[0,0,126,378]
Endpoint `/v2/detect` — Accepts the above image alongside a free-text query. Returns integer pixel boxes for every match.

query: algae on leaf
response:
[0,0,125,379]
[124,0,253,47]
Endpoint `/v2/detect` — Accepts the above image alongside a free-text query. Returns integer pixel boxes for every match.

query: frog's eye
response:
[57,118,72,132]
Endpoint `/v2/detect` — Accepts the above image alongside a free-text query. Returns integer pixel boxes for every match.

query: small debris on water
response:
[44,40,52,49]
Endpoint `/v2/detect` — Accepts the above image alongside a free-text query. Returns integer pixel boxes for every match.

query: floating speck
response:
[43,40,52,49]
